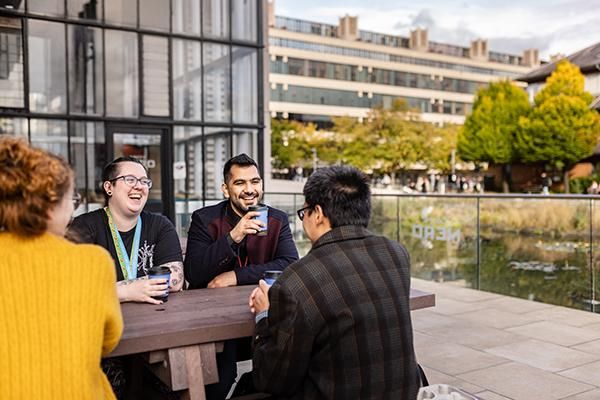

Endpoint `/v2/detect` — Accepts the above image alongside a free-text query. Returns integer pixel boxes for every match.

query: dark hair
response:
[101,156,148,203]
[303,166,371,228]
[223,153,259,183]
[0,136,73,236]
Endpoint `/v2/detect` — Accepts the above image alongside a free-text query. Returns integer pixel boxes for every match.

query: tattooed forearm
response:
[161,261,184,291]
[116,276,147,286]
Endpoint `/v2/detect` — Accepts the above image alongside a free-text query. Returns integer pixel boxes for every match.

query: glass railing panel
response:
[263,193,310,256]
[479,197,592,310]
[392,195,478,288]
[592,198,600,313]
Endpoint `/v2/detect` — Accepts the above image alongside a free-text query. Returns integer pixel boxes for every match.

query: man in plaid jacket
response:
[249,165,419,399]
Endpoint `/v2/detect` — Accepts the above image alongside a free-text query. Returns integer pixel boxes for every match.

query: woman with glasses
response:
[69,156,184,399]
[0,137,122,399]
[69,156,184,304]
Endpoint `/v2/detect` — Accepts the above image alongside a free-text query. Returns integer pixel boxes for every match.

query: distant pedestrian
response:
[588,181,599,194]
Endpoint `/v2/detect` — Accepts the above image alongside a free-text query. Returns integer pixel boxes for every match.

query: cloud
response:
[274,0,600,60]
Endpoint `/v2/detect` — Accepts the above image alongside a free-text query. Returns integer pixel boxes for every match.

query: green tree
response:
[515,60,600,192]
[457,80,531,192]
[271,119,306,170]
[334,99,458,181]
[271,118,341,173]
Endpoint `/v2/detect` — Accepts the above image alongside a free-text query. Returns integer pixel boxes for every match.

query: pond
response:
[267,192,600,313]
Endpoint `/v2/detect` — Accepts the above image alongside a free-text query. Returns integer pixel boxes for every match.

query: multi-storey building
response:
[267,2,538,127]
[0,0,268,235]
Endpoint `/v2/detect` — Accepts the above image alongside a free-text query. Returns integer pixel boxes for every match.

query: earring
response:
[107,191,112,196]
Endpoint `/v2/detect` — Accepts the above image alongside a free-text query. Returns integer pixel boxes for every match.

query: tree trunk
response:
[501,164,512,193]
[563,169,570,194]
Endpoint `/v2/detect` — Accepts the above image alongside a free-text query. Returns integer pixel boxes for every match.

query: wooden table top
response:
[109,286,435,357]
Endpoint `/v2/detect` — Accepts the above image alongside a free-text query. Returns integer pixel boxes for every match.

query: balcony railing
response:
[176,192,600,313]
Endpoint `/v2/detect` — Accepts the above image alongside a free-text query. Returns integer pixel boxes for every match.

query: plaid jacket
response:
[253,225,419,399]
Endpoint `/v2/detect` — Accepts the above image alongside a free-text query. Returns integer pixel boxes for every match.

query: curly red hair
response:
[0,136,73,236]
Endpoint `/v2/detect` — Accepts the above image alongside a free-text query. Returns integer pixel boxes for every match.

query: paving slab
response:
[456,308,543,329]
[522,306,600,327]
[420,365,484,395]
[473,391,512,400]
[418,319,529,351]
[415,341,509,376]
[559,359,600,386]
[506,321,600,347]
[571,339,600,356]
[457,362,593,400]
[432,297,492,315]
[477,296,554,314]
[484,339,600,372]
[560,389,600,400]
[412,309,459,331]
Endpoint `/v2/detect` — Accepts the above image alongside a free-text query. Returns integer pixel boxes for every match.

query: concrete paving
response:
[412,278,600,400]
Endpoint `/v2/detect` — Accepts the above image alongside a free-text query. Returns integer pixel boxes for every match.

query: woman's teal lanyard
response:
[105,207,142,280]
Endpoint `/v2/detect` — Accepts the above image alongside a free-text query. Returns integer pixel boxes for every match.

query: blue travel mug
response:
[263,270,283,285]
[148,266,171,302]
[248,204,268,236]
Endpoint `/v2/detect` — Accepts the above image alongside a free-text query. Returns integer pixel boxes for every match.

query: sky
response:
[274,0,600,60]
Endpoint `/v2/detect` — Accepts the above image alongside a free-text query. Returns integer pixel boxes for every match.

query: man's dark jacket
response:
[253,225,419,399]
[184,200,299,288]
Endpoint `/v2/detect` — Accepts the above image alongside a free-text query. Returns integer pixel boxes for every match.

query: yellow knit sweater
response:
[0,232,123,400]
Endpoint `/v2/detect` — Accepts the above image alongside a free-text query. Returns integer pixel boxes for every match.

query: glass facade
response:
[271,56,488,95]
[0,0,265,234]
[269,37,520,78]
[271,84,472,116]
[275,15,522,67]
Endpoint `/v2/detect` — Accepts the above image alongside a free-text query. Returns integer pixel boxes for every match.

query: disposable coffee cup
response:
[248,204,268,236]
[263,270,282,286]
[148,266,171,302]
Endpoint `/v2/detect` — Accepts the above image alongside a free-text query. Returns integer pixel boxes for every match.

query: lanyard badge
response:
[105,207,142,280]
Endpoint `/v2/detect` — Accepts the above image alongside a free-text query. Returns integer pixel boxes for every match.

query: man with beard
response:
[184,153,298,399]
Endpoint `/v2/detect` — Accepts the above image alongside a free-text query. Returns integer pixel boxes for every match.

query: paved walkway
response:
[412,278,600,400]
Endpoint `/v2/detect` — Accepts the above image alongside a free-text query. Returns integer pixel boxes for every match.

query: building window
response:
[203,43,230,122]
[104,0,136,27]
[29,118,69,158]
[28,0,64,17]
[232,0,257,42]
[204,126,231,198]
[0,18,24,108]
[203,0,229,39]
[105,29,138,117]
[0,117,27,137]
[232,46,257,124]
[139,0,170,31]
[142,35,169,116]
[68,25,103,115]
[173,39,202,121]
[172,0,201,35]
[67,0,103,21]
[28,20,66,113]
[69,121,105,211]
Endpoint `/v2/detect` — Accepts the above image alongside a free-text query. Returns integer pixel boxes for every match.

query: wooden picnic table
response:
[108,286,435,399]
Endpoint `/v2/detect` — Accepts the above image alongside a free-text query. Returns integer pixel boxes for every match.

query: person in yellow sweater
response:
[0,136,123,400]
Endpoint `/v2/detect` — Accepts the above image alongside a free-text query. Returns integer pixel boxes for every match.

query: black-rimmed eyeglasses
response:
[110,175,153,189]
[297,205,312,221]
[72,192,82,209]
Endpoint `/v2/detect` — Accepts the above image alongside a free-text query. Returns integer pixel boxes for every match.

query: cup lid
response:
[148,266,171,275]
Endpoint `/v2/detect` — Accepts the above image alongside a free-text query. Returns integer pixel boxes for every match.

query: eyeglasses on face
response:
[297,205,312,221]
[110,175,153,189]
[72,192,82,209]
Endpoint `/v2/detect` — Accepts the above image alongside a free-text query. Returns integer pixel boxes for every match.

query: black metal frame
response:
[106,123,175,221]
[0,0,267,220]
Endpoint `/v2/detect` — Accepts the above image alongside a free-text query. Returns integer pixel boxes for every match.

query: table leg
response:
[178,343,219,400]
[180,345,205,400]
